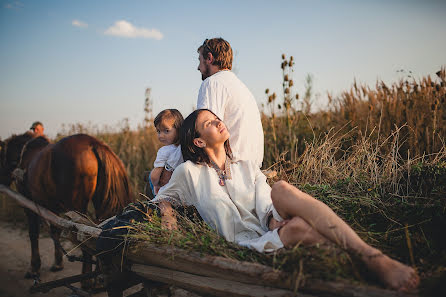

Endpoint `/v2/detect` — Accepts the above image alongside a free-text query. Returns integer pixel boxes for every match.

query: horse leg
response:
[81,250,93,290]
[24,209,41,279]
[49,224,64,272]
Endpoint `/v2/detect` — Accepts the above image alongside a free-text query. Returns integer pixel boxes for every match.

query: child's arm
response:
[152,146,169,187]
[150,167,164,187]
[151,167,173,195]
[159,169,173,187]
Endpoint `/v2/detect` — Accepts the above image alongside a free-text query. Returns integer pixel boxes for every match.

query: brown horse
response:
[0,133,133,285]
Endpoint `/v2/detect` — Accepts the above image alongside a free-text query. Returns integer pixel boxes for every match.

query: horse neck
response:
[2,133,33,169]
[18,137,50,169]
[0,133,35,185]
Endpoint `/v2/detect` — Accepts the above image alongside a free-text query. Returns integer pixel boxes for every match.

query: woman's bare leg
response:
[271,181,369,252]
[271,180,419,291]
[270,216,328,247]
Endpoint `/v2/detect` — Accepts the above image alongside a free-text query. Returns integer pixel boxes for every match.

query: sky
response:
[1,0,445,139]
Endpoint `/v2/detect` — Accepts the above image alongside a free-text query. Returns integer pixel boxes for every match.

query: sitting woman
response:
[153,109,419,291]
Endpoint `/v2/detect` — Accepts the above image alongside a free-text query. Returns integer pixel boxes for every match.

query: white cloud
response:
[4,1,23,9]
[104,20,163,40]
[72,19,88,28]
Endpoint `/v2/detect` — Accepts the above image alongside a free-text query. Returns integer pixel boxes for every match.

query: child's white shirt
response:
[153,144,183,193]
[153,144,183,171]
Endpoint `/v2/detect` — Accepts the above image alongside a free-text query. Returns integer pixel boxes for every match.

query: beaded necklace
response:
[210,157,232,186]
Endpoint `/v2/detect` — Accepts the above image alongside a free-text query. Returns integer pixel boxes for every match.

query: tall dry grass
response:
[329,68,446,158]
[262,58,446,166]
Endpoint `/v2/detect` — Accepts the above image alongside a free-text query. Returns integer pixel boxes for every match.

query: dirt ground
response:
[0,221,201,297]
[0,222,142,297]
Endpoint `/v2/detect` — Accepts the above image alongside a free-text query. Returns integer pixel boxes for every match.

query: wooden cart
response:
[0,185,418,297]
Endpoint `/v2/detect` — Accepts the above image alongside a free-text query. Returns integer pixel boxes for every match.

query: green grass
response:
[120,153,446,291]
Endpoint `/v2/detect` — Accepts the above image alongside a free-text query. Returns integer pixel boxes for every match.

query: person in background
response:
[149,109,184,195]
[30,121,44,137]
[196,38,264,168]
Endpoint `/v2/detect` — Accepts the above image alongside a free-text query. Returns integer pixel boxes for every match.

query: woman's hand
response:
[161,214,178,230]
[269,217,289,230]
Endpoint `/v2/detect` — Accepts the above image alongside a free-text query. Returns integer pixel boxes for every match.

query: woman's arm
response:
[253,165,277,230]
[159,201,177,230]
[155,163,193,230]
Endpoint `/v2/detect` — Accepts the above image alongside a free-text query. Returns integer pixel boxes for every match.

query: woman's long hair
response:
[180,109,232,165]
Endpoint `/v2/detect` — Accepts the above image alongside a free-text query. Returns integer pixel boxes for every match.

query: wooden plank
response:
[301,279,419,297]
[0,185,101,239]
[29,271,100,294]
[127,242,292,289]
[127,243,418,297]
[132,263,304,297]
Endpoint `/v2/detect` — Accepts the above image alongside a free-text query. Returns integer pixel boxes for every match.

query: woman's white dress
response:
[153,159,284,253]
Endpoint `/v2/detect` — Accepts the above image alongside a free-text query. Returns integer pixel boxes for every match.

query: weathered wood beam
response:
[0,185,101,239]
[127,242,292,289]
[301,279,419,297]
[127,242,418,297]
[132,263,304,297]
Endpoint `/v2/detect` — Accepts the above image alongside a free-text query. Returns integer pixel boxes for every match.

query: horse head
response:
[0,132,36,186]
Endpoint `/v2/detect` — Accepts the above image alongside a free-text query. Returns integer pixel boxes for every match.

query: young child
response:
[150,109,184,195]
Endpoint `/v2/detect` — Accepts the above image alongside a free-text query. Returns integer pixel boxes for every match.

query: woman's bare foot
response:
[362,249,419,291]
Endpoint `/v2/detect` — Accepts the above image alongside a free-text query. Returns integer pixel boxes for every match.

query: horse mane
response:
[18,136,51,168]
[23,136,50,150]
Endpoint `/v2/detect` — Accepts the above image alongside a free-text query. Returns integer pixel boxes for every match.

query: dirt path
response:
[0,222,200,297]
[0,222,111,297]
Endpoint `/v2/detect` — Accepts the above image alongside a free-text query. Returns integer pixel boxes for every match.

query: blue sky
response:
[1,0,445,139]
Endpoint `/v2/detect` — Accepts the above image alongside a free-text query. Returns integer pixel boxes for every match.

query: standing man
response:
[30,121,44,137]
[197,38,264,168]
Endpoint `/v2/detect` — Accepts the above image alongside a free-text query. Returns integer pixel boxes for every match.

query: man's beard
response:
[201,65,211,81]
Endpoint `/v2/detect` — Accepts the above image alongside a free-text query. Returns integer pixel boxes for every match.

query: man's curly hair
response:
[197,38,233,70]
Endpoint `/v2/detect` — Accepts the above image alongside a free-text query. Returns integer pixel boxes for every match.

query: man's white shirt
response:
[197,70,264,167]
